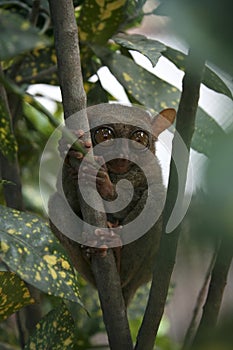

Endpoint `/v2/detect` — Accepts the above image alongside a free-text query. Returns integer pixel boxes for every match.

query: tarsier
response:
[49,104,176,305]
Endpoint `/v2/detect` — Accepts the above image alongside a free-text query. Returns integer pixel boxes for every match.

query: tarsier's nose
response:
[118,139,130,158]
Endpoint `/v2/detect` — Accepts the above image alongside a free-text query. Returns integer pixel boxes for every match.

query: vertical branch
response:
[48,1,133,349]
[135,49,206,350]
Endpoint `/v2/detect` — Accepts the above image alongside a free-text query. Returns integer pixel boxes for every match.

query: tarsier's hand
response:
[58,129,90,160]
[59,129,116,201]
[81,158,117,201]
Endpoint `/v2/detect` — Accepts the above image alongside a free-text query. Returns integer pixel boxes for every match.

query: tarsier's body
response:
[49,104,176,305]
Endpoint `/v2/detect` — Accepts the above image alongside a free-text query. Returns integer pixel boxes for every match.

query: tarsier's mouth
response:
[107,159,133,174]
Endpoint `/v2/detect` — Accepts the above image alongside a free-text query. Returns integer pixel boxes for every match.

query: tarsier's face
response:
[87,104,176,175]
[91,123,155,174]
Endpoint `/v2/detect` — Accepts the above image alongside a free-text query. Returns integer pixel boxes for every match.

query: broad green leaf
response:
[0,271,35,321]
[0,205,81,304]
[0,95,18,161]
[113,33,166,66]
[95,46,225,157]
[23,102,54,137]
[163,47,233,99]
[79,0,127,44]
[24,303,75,350]
[0,10,50,61]
[95,45,181,112]
[113,33,232,99]
[192,108,225,158]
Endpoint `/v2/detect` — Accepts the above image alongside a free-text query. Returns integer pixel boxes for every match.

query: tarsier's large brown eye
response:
[130,130,149,150]
[93,127,115,146]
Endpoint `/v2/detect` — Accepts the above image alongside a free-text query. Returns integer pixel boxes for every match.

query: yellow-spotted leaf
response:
[79,0,127,44]
[0,205,81,304]
[95,45,181,112]
[7,47,58,86]
[0,95,18,162]
[114,33,232,99]
[24,303,75,350]
[0,271,35,321]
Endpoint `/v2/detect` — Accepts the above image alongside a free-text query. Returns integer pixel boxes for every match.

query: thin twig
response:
[29,0,41,25]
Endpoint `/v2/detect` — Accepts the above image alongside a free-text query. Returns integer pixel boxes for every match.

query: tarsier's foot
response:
[81,225,122,271]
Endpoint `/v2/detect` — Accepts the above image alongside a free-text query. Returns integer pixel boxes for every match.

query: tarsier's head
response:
[87,104,176,174]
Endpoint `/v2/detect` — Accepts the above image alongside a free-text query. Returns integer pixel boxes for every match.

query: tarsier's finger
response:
[59,128,91,156]
[67,150,83,159]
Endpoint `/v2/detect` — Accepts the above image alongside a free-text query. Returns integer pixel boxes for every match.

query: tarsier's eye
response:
[93,127,115,146]
[130,130,149,150]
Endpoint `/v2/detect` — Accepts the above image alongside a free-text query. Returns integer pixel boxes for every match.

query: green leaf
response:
[193,108,225,158]
[113,33,166,66]
[95,45,181,112]
[95,46,225,157]
[163,47,233,99]
[24,303,75,350]
[0,271,35,321]
[113,33,232,99]
[0,94,18,162]
[0,10,50,61]
[23,102,54,137]
[0,205,81,304]
[79,0,127,44]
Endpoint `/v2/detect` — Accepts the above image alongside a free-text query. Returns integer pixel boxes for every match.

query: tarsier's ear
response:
[152,108,176,138]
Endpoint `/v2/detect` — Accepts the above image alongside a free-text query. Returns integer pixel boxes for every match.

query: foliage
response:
[0,0,232,349]
[0,205,81,304]
[24,303,76,350]
[0,271,34,321]
[0,93,18,161]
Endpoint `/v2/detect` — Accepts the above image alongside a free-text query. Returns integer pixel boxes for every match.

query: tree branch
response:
[48,1,133,349]
[135,49,206,350]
